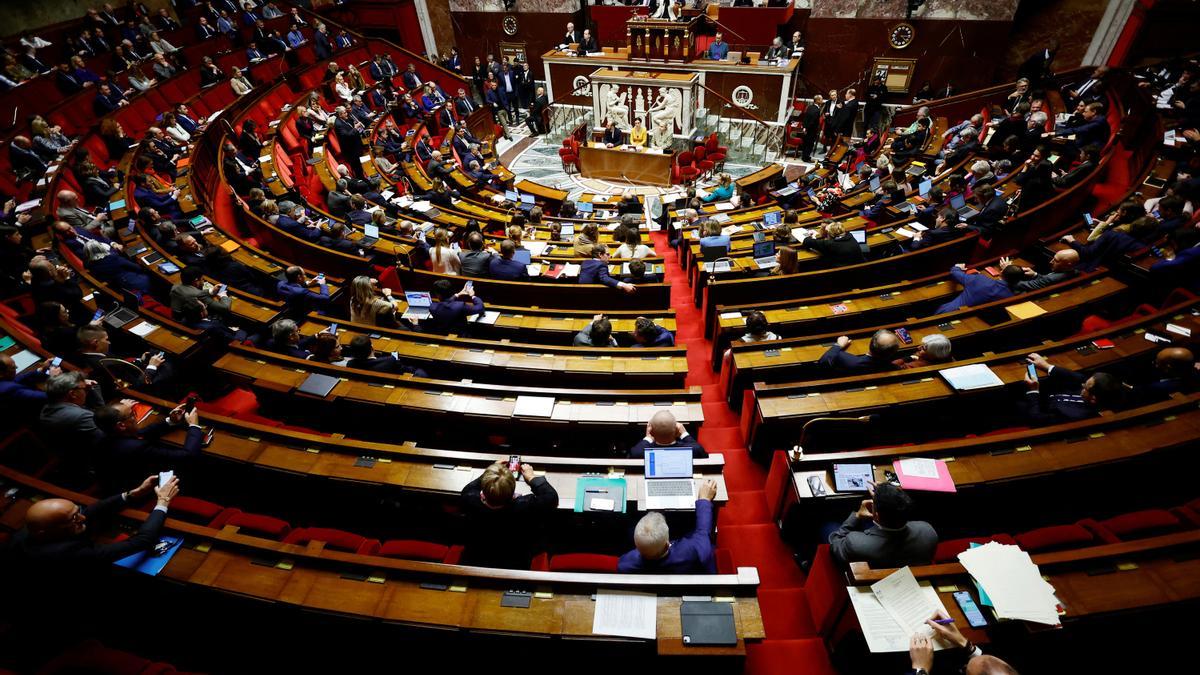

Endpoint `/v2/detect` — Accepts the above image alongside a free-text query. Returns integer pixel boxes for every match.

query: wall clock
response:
[503,15,519,36]
[889,23,915,50]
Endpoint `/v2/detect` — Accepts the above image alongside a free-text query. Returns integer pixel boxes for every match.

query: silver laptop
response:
[359,223,379,248]
[950,193,978,219]
[644,448,697,510]
[753,240,778,269]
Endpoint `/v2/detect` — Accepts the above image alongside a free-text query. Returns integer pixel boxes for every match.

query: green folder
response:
[574,476,627,514]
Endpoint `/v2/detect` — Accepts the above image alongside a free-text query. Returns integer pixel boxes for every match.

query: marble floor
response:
[498,132,815,199]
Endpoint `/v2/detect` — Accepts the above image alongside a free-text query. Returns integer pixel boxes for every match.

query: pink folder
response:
[892,458,957,493]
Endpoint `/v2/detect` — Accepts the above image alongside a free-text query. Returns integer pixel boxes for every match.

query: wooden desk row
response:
[0,464,762,655]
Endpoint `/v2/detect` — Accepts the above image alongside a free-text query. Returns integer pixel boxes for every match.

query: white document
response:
[410,200,434,213]
[471,311,500,325]
[872,567,939,636]
[897,458,939,480]
[526,263,543,277]
[711,213,732,223]
[791,227,814,242]
[11,350,40,373]
[590,498,616,511]
[721,225,740,236]
[719,312,743,320]
[714,202,735,211]
[910,222,929,232]
[561,263,581,277]
[524,240,549,256]
[939,363,1004,391]
[849,582,949,653]
[958,542,1060,626]
[513,395,555,418]
[894,228,916,239]
[593,590,657,640]
[15,199,42,214]
[129,322,159,337]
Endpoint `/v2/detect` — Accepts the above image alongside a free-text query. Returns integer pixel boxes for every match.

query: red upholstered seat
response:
[745,639,837,675]
[167,496,228,527]
[717,524,805,589]
[933,534,1018,563]
[284,527,381,554]
[1014,523,1096,553]
[805,545,848,637]
[548,553,620,572]
[378,539,454,562]
[213,510,292,540]
[197,387,260,417]
[1100,509,1186,540]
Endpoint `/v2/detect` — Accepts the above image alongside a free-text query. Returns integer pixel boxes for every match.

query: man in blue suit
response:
[488,240,529,281]
[402,63,422,90]
[935,264,1024,314]
[618,479,718,573]
[579,244,635,293]
[818,330,901,374]
[1049,101,1109,149]
[276,266,331,315]
[1019,353,1123,424]
[708,32,729,60]
[422,279,485,334]
[131,175,184,220]
[0,353,54,422]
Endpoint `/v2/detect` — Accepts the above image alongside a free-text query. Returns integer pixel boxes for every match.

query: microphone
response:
[792,415,876,459]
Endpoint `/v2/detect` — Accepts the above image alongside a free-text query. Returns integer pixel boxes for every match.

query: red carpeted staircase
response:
[650,231,837,674]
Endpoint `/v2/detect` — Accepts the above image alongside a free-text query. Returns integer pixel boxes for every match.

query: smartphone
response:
[1083,213,1094,225]
[315,273,326,284]
[507,454,521,478]
[1026,362,1038,382]
[895,327,912,345]
[183,393,200,413]
[51,357,63,367]
[953,591,989,628]
[216,283,227,295]
[463,281,474,295]
[327,323,338,335]
[92,309,105,322]
[158,469,174,486]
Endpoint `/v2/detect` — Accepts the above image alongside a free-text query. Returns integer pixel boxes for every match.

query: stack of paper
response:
[957,542,1061,626]
[593,590,656,639]
[847,567,951,653]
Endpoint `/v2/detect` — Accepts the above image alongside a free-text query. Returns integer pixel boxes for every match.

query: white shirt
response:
[431,248,461,275]
[335,80,353,102]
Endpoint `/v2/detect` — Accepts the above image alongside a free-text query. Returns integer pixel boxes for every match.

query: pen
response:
[585,489,607,493]
[931,618,955,625]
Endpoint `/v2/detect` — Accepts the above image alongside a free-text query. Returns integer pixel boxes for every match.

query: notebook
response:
[939,363,1004,391]
[297,373,339,398]
[644,448,696,510]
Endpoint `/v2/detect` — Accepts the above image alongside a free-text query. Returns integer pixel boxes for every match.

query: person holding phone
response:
[458,459,558,568]
[0,353,62,420]
[826,482,938,568]
[422,279,484,335]
[277,266,331,316]
[94,399,205,490]
[1019,352,1125,424]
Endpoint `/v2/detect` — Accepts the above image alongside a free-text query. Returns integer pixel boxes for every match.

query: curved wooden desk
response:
[579,144,675,187]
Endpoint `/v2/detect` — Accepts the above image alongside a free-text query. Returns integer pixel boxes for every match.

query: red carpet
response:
[650,231,832,672]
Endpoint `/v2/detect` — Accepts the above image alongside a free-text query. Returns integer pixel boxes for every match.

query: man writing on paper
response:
[909,609,1019,675]
[828,483,937,568]
[619,479,718,573]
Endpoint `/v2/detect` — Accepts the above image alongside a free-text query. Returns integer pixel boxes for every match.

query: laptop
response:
[753,240,778,268]
[504,190,519,202]
[851,229,869,253]
[401,291,432,321]
[918,178,932,198]
[297,373,338,398]
[869,175,881,192]
[763,210,781,227]
[513,248,532,265]
[576,200,594,213]
[104,307,139,329]
[644,448,697,510]
[949,192,979,219]
[359,223,380,248]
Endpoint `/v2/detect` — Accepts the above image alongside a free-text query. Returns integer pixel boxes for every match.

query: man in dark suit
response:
[74,324,172,401]
[818,330,901,374]
[0,354,53,424]
[402,63,423,90]
[828,482,938,568]
[369,53,397,86]
[832,88,859,136]
[528,86,549,135]
[1135,347,1197,402]
[9,136,48,179]
[262,319,313,358]
[5,473,180,568]
[1005,249,1080,292]
[905,208,968,250]
[195,16,219,40]
[1016,40,1057,86]
[313,23,331,60]
[629,410,708,458]
[276,266,331,316]
[936,263,1023,314]
[333,107,366,177]
[488,240,529,281]
[1049,101,1108,149]
[964,187,1010,237]
[601,120,624,146]
[799,94,823,161]
[561,21,582,46]
[459,459,558,568]
[1019,353,1123,424]
[799,221,864,266]
[423,279,484,334]
[38,371,105,456]
[344,335,426,376]
[95,400,205,489]
[453,87,477,117]
[619,480,718,573]
[579,245,636,293]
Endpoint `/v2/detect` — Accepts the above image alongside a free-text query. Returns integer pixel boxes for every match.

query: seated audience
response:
[828,482,937,568]
[630,410,708,458]
[1020,352,1124,424]
[459,460,558,568]
[618,480,719,574]
[818,330,901,374]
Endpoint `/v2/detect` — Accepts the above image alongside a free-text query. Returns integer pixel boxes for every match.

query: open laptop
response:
[868,175,881,192]
[644,448,697,510]
[851,229,869,254]
[753,240,778,268]
[518,194,536,211]
[401,291,432,321]
[949,192,979,219]
[576,200,594,214]
[359,223,380,248]
[513,248,532,265]
[918,178,932,198]
[504,189,520,202]
[103,307,139,329]
[763,210,781,227]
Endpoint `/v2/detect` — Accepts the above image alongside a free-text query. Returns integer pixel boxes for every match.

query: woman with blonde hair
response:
[333,72,353,103]
[345,63,367,91]
[702,173,735,203]
[574,223,599,256]
[430,228,461,275]
[350,275,394,323]
[506,225,526,250]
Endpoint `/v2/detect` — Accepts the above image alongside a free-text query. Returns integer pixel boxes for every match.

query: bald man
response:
[6,474,179,567]
[1003,249,1080,292]
[1137,347,1197,401]
[819,330,902,374]
[629,410,708,459]
[909,608,1020,674]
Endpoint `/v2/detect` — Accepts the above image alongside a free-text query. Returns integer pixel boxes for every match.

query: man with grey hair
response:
[618,478,718,573]
[896,334,953,370]
[56,190,110,237]
[896,105,931,135]
[629,409,708,459]
[326,178,353,216]
[765,36,788,60]
[38,371,105,451]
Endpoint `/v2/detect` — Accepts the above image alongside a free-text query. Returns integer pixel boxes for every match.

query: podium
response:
[626,16,701,62]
